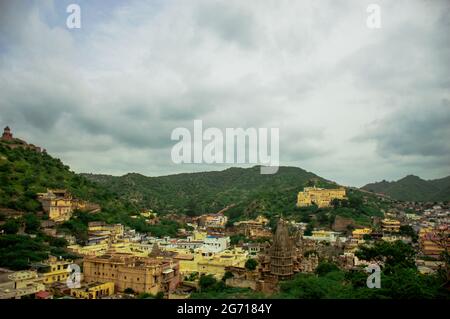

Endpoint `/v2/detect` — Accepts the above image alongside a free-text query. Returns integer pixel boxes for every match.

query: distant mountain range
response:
[361,175,450,202]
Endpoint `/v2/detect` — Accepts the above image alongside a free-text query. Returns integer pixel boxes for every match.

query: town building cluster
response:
[0,180,449,299]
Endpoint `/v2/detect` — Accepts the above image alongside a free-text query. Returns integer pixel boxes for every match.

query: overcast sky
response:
[0,0,449,187]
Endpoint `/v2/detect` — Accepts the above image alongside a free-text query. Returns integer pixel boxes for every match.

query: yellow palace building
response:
[297,187,346,208]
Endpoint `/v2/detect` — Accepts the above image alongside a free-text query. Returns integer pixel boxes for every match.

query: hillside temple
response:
[37,189,99,222]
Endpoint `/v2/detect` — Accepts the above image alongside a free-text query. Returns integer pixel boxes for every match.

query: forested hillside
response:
[362,175,450,202]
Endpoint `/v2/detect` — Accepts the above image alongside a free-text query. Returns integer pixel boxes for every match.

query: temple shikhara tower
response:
[269,219,294,280]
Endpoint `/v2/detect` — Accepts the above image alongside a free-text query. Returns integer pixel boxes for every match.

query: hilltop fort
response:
[1,126,45,153]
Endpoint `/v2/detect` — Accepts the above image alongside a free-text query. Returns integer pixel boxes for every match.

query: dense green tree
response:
[399,225,419,242]
[124,288,135,294]
[2,219,19,234]
[222,271,234,282]
[245,258,258,271]
[304,223,314,236]
[199,274,218,291]
[356,240,416,273]
[23,213,40,233]
[315,261,339,276]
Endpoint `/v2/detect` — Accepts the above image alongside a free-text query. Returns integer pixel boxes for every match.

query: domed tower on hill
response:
[269,219,294,280]
[2,126,13,141]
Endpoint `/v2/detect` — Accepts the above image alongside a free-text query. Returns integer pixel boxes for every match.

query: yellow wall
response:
[41,256,73,284]
[83,256,179,295]
[297,187,346,208]
[381,219,400,232]
[352,228,372,239]
[70,282,115,299]
[67,243,109,256]
[174,248,248,279]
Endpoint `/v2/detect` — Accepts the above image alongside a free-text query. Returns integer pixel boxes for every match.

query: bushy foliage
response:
[192,274,263,299]
[0,234,75,270]
[355,240,416,273]
[315,261,340,276]
[277,241,449,299]
[245,258,258,271]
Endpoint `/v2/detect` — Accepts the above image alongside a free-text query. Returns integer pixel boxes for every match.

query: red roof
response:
[35,290,52,299]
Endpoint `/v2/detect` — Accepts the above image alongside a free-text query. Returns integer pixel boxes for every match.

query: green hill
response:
[0,140,190,269]
[0,136,388,235]
[362,175,450,202]
[0,141,131,214]
[82,167,389,227]
[82,166,334,217]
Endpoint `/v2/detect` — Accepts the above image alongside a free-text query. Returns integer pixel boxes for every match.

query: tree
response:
[348,195,363,209]
[2,219,19,234]
[315,261,339,276]
[124,288,135,294]
[199,274,217,291]
[304,223,314,236]
[222,271,234,282]
[399,225,418,242]
[356,240,416,273]
[23,213,40,233]
[279,273,329,299]
[245,258,258,271]
[155,291,164,299]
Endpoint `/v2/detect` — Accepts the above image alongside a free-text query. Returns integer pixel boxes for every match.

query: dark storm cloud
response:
[0,0,449,183]
[357,101,450,158]
[73,112,175,150]
[338,3,450,94]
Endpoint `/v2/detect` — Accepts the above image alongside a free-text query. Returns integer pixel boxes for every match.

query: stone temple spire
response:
[269,218,294,279]
[149,243,162,257]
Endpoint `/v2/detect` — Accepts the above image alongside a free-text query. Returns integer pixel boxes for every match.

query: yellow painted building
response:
[297,187,346,208]
[0,271,46,299]
[140,210,158,218]
[37,189,95,222]
[381,219,401,233]
[200,213,228,228]
[188,230,207,241]
[35,256,73,285]
[70,282,114,299]
[419,226,449,259]
[37,189,74,222]
[352,228,372,240]
[303,230,341,242]
[234,215,271,239]
[67,243,109,256]
[88,222,124,241]
[83,253,180,295]
[172,248,249,279]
